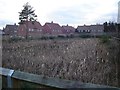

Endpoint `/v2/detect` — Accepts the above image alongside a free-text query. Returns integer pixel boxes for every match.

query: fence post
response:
[7,70,14,88]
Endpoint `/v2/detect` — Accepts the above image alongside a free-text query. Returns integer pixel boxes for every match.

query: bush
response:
[49,36,55,39]
[100,35,111,44]
[58,35,66,38]
[8,37,23,43]
[40,36,49,40]
[69,34,74,38]
[79,35,91,38]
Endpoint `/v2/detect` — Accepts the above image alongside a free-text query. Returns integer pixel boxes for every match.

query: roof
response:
[77,24,104,30]
[62,25,75,31]
[19,21,42,29]
[90,25,104,30]
[44,22,62,30]
[5,24,18,30]
[77,25,90,30]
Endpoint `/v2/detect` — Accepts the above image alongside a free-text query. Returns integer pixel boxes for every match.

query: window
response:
[29,29,31,31]
[32,29,34,31]
[88,30,90,32]
[14,31,17,33]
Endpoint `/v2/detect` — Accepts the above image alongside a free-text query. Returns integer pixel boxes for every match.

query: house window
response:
[32,29,34,31]
[83,30,85,32]
[92,30,95,32]
[14,31,17,33]
[29,29,31,31]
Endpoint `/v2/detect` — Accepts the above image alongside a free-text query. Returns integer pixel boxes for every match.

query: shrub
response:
[79,35,91,38]
[100,35,111,44]
[49,36,55,39]
[58,35,66,38]
[40,36,49,40]
[8,37,22,43]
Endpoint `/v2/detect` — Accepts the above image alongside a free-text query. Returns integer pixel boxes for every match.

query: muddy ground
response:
[2,38,118,87]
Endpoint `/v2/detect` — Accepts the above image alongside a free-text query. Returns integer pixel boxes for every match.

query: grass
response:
[99,35,111,44]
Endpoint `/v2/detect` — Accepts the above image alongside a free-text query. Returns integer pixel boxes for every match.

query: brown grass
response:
[2,38,117,86]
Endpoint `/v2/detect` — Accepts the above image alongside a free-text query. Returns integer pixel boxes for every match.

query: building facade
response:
[17,21,43,38]
[43,21,63,37]
[76,24,104,35]
[118,1,120,24]
[3,24,18,37]
[61,25,75,36]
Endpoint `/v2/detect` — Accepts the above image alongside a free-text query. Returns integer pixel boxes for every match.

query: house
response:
[90,25,104,33]
[0,29,4,35]
[4,24,18,37]
[43,21,63,37]
[76,25,91,33]
[76,24,104,34]
[17,21,43,38]
[61,25,75,36]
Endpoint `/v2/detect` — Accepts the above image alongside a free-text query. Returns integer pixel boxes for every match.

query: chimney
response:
[51,21,53,23]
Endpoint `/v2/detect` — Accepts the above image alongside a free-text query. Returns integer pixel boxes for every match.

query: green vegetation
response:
[79,35,91,38]
[99,35,111,44]
[19,2,37,39]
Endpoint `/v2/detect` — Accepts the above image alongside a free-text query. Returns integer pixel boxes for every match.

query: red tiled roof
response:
[22,21,42,29]
[45,22,62,30]
[62,25,75,31]
[62,25,75,33]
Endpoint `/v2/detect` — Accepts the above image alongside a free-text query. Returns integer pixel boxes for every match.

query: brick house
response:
[61,25,75,36]
[17,21,43,38]
[43,21,63,36]
[4,24,18,37]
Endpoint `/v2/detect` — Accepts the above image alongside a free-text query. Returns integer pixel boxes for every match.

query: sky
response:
[0,0,119,29]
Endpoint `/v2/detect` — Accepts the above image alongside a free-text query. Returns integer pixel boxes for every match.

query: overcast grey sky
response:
[0,0,119,29]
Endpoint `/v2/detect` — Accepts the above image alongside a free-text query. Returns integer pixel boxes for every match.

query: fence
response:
[0,67,120,89]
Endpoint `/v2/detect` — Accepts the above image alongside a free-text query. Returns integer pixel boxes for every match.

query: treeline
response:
[103,22,120,33]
